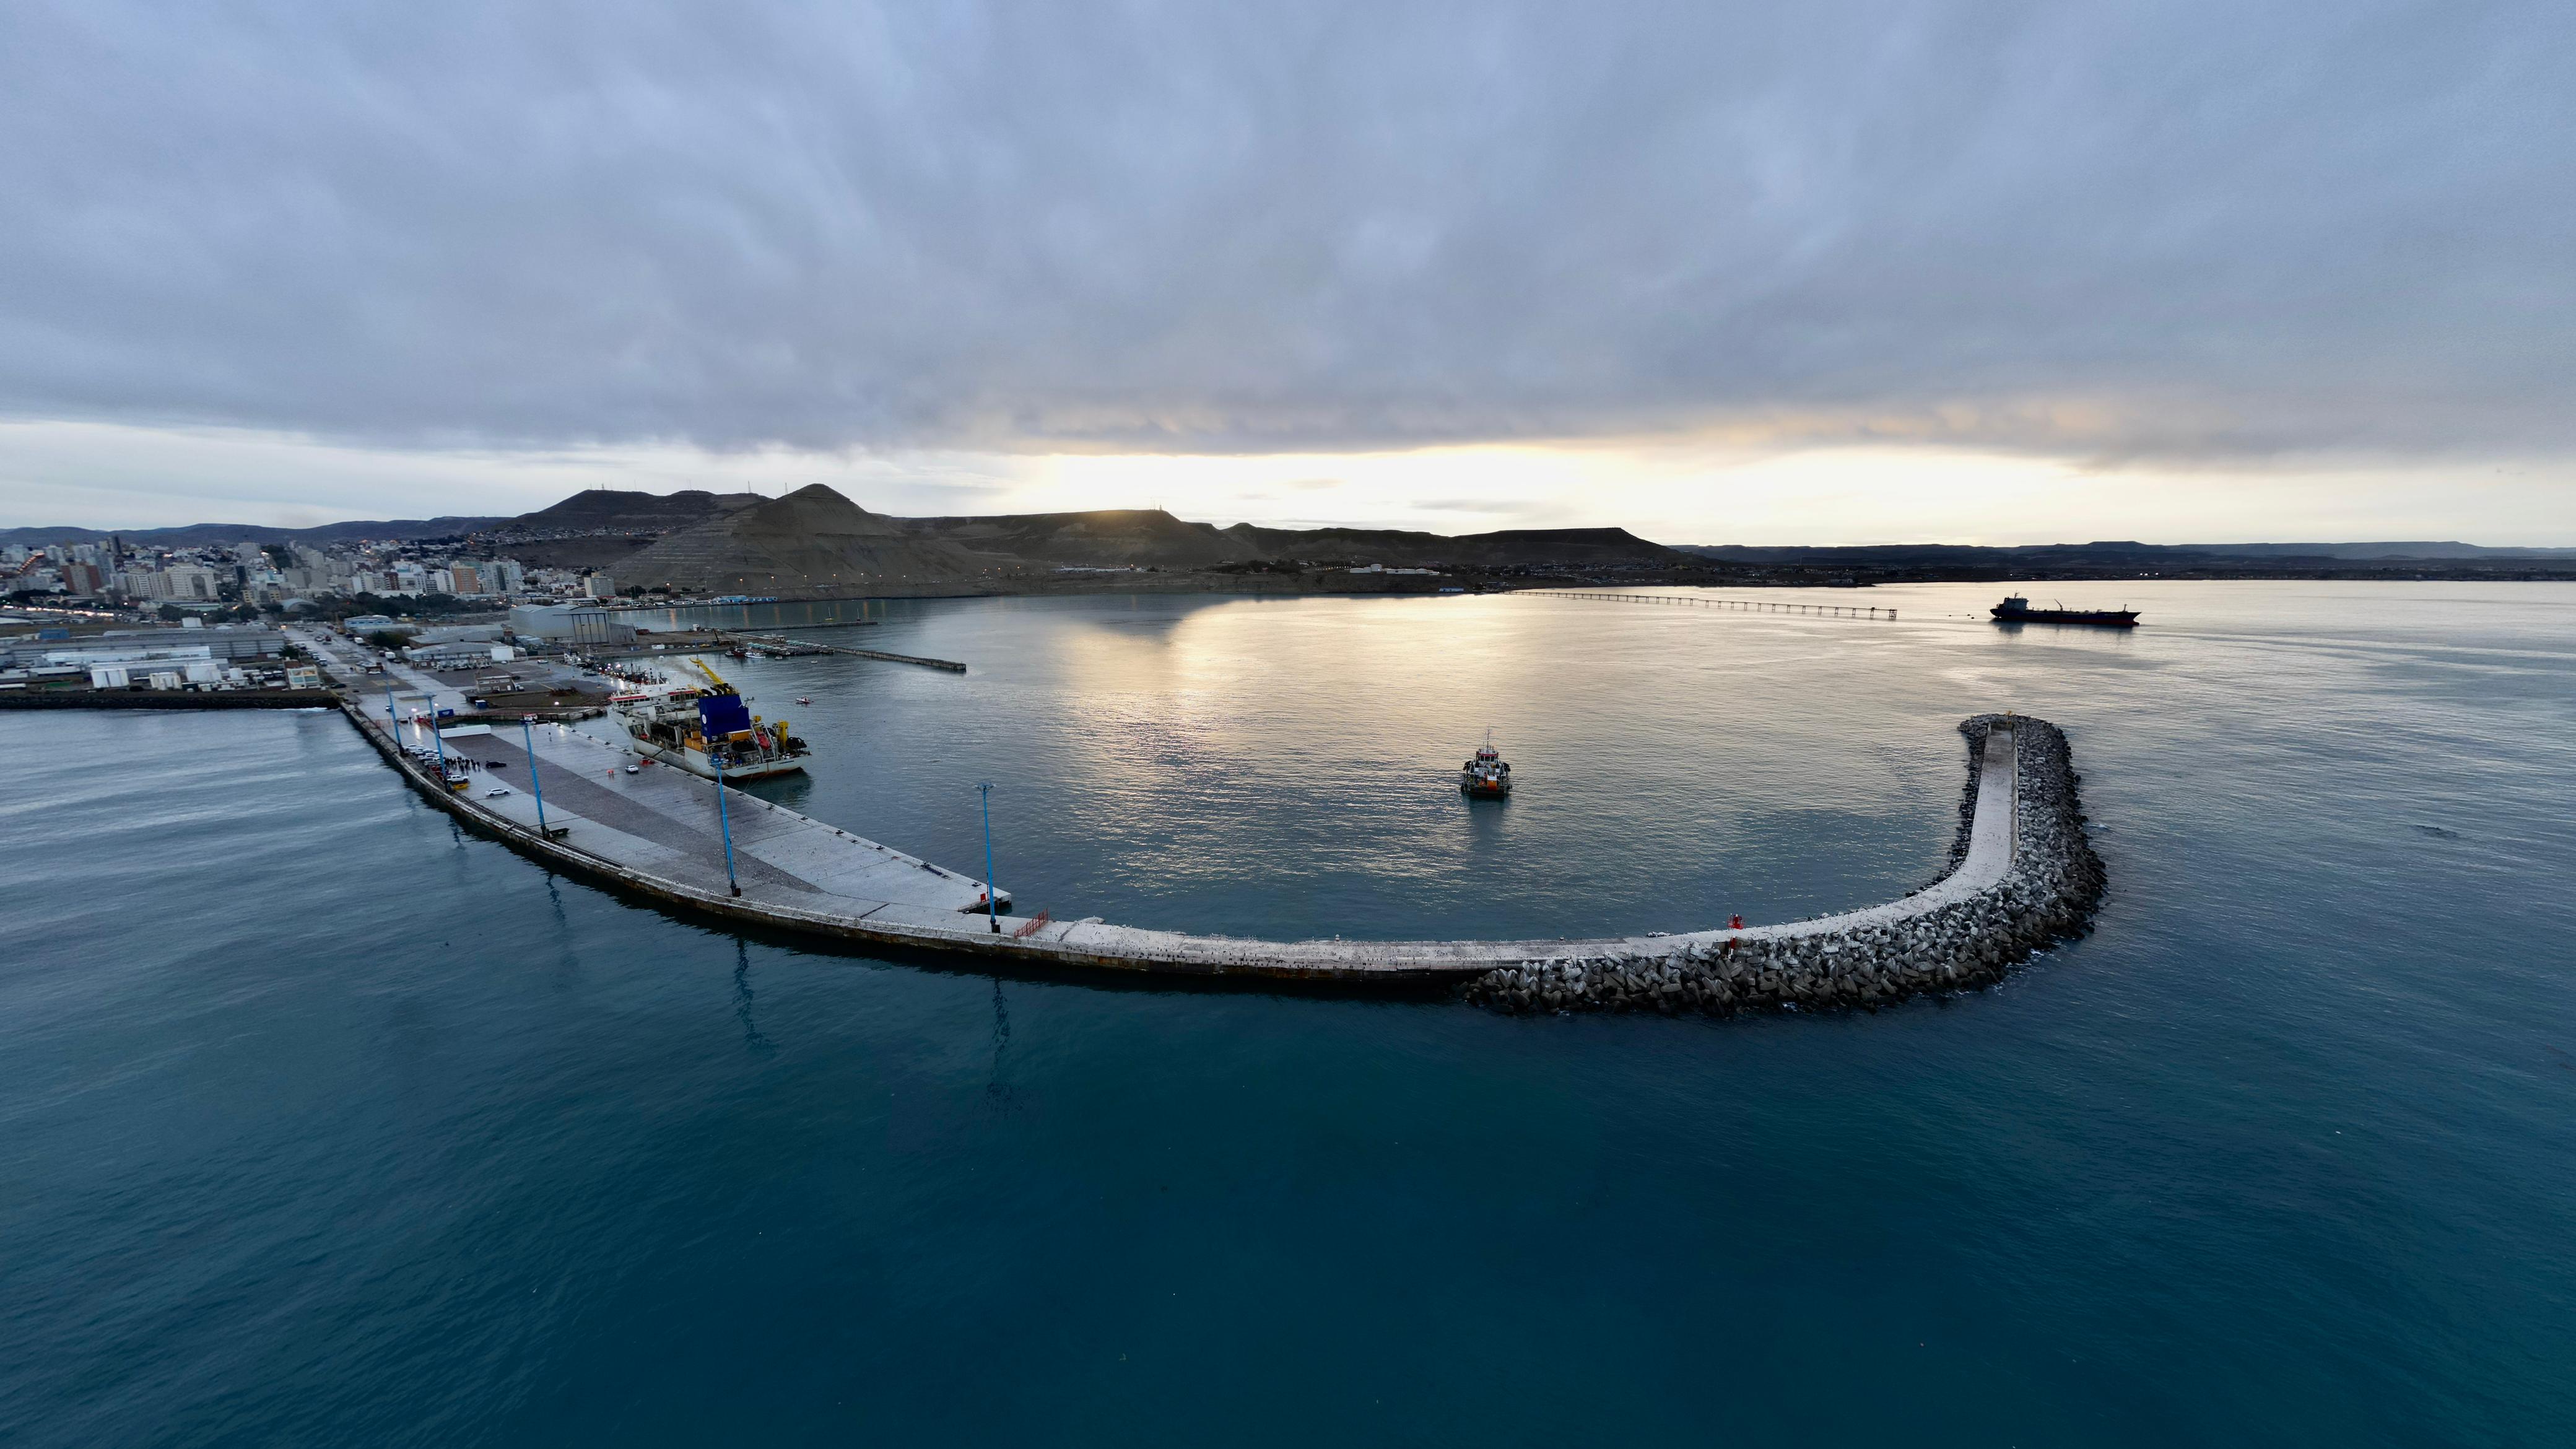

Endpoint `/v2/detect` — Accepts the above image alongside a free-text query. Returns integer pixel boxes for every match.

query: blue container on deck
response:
[697,693,752,738]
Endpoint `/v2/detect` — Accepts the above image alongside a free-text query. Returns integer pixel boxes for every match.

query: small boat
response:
[1460,731,1513,798]
[795,696,811,705]
[1990,594,2139,628]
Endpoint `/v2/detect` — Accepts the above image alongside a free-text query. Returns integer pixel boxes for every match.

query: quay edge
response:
[0,688,343,711]
[336,698,2105,999]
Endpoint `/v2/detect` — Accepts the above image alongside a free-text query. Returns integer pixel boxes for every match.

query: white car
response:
[484,787,511,798]
[625,763,641,773]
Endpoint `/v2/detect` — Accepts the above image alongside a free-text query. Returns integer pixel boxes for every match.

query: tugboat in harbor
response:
[1991,594,2140,628]
[1460,731,1513,798]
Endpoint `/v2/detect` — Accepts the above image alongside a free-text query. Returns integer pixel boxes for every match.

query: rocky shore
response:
[1463,715,2105,1016]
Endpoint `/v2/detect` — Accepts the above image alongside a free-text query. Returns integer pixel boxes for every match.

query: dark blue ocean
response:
[4,581,2572,1445]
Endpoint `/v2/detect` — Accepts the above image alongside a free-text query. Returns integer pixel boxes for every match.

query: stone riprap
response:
[1461,715,2104,1014]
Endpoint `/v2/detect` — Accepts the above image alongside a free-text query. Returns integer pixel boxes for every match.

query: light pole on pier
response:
[713,752,740,897]
[427,694,446,780]
[979,781,999,933]
[520,715,550,837]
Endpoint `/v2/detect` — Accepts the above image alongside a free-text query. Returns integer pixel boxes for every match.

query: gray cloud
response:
[1,1,2570,464]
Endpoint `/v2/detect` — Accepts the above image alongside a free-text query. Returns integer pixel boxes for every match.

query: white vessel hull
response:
[633,738,806,781]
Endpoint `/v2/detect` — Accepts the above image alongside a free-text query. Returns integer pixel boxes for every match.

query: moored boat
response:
[609,678,809,780]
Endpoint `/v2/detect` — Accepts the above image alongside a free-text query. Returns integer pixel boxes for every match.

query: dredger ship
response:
[608,660,809,781]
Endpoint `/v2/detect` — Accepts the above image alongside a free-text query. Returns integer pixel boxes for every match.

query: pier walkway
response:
[350,697,2023,983]
[375,711,1007,923]
[738,633,967,672]
[1553,590,1897,620]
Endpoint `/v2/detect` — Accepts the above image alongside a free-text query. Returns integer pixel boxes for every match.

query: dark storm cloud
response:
[1,1,2569,460]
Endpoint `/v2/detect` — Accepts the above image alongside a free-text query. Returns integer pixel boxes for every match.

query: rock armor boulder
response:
[1461,715,2105,1016]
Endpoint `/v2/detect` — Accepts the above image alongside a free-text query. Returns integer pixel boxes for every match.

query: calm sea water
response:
[4,581,2572,1445]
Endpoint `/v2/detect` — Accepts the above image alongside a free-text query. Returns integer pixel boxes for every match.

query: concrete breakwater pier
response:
[338,697,2103,999]
[1464,715,2105,1014]
[731,633,967,672]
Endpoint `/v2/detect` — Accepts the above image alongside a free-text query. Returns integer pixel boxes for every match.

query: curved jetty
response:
[1463,715,2105,1014]
[343,705,2102,1001]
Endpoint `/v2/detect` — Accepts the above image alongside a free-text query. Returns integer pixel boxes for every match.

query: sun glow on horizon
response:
[1,419,2570,547]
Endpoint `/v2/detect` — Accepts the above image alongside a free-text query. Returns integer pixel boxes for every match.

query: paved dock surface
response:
[386,713,1007,920]
[354,694,2023,980]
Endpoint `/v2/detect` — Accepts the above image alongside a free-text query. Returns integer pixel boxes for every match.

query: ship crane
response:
[679,655,736,692]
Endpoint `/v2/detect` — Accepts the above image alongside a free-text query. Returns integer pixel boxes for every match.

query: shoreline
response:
[0,688,342,710]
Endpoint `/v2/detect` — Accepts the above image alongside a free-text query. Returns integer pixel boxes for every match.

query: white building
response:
[410,624,501,646]
[162,564,227,601]
[405,640,521,669]
[508,604,633,646]
[23,627,285,669]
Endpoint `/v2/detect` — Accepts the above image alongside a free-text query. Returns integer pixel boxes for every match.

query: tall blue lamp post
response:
[520,715,550,837]
[979,781,999,933]
[713,752,740,897]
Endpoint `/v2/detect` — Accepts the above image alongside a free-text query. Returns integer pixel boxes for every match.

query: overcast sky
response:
[4,1,2571,540]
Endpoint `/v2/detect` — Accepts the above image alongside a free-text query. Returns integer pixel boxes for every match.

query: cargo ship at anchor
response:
[607,661,808,781]
[1991,595,2139,628]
